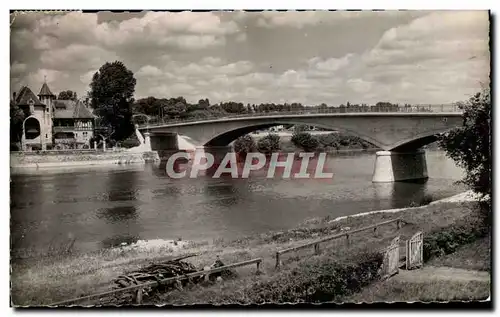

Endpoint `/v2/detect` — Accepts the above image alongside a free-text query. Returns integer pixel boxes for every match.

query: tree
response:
[234,135,257,158]
[163,101,187,118]
[134,96,159,116]
[257,133,281,154]
[10,101,25,147]
[291,131,319,152]
[198,98,210,109]
[439,89,491,206]
[89,61,137,141]
[58,90,77,101]
[294,124,309,133]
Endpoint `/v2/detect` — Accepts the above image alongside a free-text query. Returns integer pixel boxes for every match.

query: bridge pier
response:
[150,132,179,160]
[372,149,428,183]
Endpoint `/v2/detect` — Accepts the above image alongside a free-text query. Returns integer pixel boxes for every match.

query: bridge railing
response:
[137,104,462,129]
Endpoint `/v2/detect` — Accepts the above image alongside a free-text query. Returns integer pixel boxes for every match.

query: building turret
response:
[38,79,56,150]
[38,81,56,109]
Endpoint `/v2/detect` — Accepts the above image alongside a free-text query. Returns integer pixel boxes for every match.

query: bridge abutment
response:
[372,149,428,183]
[150,132,179,160]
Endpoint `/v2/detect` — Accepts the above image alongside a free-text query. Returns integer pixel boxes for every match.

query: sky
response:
[10,10,490,106]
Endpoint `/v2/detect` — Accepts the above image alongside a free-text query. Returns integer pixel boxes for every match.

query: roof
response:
[38,82,55,97]
[15,86,45,107]
[53,100,95,119]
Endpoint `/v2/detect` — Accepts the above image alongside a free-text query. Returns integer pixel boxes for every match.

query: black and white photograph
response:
[8,8,492,309]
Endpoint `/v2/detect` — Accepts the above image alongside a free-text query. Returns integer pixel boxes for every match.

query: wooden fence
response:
[381,236,401,279]
[406,231,424,270]
[275,218,402,268]
[49,258,262,306]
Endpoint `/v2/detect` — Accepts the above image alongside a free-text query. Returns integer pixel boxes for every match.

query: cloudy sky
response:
[10,10,490,106]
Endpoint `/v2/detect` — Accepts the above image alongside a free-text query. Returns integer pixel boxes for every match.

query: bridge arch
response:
[204,121,382,148]
[389,127,456,151]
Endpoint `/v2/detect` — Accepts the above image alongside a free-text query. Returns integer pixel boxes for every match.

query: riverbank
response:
[10,190,486,306]
[9,151,159,171]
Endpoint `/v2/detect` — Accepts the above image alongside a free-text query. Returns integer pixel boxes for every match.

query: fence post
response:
[275,252,281,269]
[373,226,377,236]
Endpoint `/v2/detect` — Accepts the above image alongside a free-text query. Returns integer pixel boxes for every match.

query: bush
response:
[317,133,339,149]
[291,132,319,151]
[241,251,383,304]
[233,135,256,156]
[257,133,280,154]
[423,213,489,262]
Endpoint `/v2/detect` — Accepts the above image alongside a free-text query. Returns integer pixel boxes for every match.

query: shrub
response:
[233,135,256,156]
[317,133,339,148]
[257,133,281,154]
[291,132,319,151]
[423,213,489,262]
[242,251,383,304]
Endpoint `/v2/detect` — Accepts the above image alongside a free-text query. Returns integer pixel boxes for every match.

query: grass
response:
[344,279,490,303]
[427,235,491,271]
[11,201,479,306]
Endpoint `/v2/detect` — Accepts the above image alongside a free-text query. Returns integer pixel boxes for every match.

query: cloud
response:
[255,10,425,29]
[40,44,120,71]
[10,61,27,77]
[10,11,491,107]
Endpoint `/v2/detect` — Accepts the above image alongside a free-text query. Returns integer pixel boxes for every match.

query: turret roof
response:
[38,82,55,97]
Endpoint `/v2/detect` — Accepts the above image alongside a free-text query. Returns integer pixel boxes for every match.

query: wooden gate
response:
[406,231,423,270]
[381,236,400,279]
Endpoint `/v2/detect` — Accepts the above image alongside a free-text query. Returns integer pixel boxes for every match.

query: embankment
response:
[10,150,159,170]
[10,190,486,306]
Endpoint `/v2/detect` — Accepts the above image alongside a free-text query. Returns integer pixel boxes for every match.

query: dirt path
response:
[394,266,490,283]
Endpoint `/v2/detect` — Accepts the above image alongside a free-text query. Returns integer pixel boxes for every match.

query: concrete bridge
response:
[138,111,463,183]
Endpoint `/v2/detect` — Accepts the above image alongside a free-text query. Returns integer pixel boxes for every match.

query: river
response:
[10,150,465,258]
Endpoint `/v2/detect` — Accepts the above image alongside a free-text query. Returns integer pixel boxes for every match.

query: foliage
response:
[89,61,137,141]
[118,134,141,149]
[257,133,281,154]
[241,251,383,303]
[220,101,246,113]
[291,131,319,151]
[10,101,26,145]
[293,124,309,133]
[439,89,491,205]
[57,90,77,101]
[233,135,257,156]
[164,101,187,118]
[423,213,489,262]
[316,133,376,150]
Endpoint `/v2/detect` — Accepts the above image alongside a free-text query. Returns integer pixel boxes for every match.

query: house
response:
[13,82,95,151]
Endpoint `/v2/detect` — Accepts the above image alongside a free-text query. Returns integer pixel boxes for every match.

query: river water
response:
[10,150,465,257]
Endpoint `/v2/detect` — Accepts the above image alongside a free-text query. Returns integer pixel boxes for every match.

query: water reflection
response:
[372,179,428,209]
[98,171,142,248]
[96,205,138,223]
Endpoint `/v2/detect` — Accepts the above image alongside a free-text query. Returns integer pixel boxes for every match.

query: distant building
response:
[13,82,95,151]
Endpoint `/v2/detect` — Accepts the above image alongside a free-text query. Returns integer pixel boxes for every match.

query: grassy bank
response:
[11,198,482,306]
[427,236,491,271]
